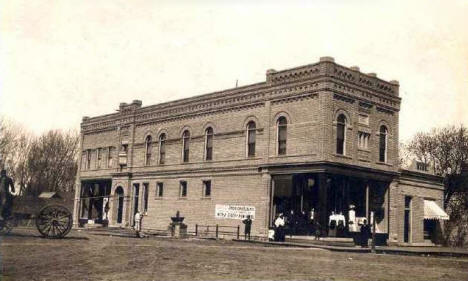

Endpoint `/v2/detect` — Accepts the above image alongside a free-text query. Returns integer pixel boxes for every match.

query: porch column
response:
[122,195,131,227]
[262,172,272,236]
[365,182,370,220]
[317,173,329,235]
[72,182,82,228]
[107,187,115,226]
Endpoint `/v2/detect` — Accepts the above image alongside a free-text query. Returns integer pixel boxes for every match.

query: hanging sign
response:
[215,204,256,220]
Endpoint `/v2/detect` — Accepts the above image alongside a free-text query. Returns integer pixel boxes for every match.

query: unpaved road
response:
[1,228,468,281]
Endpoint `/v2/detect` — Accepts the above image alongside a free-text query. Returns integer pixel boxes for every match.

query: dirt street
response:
[1,228,467,281]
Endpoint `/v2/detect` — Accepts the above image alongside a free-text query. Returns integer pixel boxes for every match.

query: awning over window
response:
[424,200,449,220]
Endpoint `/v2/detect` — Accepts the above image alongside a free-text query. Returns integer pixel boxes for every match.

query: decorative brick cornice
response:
[266,60,399,97]
[333,93,355,104]
[376,106,395,115]
[271,92,318,105]
[81,58,401,133]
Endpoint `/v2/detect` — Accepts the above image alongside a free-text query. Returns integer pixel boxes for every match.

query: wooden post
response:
[365,183,369,220]
[237,225,240,239]
[371,211,376,253]
[216,224,219,239]
[195,224,198,236]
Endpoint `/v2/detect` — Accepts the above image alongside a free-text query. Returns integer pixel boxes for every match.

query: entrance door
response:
[424,219,436,242]
[115,187,124,224]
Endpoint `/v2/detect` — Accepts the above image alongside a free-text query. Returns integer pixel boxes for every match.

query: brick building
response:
[74,57,448,245]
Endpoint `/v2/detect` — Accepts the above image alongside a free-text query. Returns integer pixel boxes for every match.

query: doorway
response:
[115,186,124,224]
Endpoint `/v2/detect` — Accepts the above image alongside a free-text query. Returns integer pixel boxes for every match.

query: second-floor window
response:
[87,150,91,170]
[96,148,102,169]
[182,130,190,163]
[379,125,388,162]
[145,135,152,166]
[205,127,213,161]
[159,133,166,164]
[336,114,347,155]
[358,131,370,150]
[277,116,287,155]
[247,121,256,157]
[108,146,115,168]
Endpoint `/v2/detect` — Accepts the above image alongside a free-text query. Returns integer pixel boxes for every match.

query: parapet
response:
[119,100,143,112]
[319,56,335,62]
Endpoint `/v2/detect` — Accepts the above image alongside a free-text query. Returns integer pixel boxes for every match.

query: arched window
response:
[145,135,152,166]
[277,116,287,155]
[247,121,256,157]
[336,114,347,155]
[182,130,190,163]
[159,133,166,165]
[379,125,388,162]
[205,127,214,161]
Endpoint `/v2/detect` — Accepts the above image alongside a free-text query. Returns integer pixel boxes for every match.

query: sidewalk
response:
[233,238,468,257]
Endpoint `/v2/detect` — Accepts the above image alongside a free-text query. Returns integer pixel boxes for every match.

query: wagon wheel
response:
[35,204,72,239]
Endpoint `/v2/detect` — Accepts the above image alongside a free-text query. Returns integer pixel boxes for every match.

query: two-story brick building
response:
[74,57,448,245]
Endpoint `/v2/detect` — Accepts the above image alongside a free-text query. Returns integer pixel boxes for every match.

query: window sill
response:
[154,197,163,200]
[201,197,211,200]
[376,161,393,167]
[357,148,370,153]
[333,154,353,159]
[178,197,187,200]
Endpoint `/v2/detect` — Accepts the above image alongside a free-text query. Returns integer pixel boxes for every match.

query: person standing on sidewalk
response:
[360,219,371,247]
[134,211,142,238]
[242,215,252,240]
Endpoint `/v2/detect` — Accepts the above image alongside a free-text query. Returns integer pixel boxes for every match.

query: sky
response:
[1,0,467,142]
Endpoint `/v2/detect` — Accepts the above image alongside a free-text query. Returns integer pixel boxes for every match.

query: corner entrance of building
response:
[271,173,389,241]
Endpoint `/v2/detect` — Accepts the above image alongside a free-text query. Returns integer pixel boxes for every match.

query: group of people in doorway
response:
[271,210,322,242]
[270,209,320,241]
[268,208,374,247]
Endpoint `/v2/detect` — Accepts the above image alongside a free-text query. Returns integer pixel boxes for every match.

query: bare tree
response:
[0,117,33,195]
[407,125,468,206]
[26,130,79,195]
[406,125,468,246]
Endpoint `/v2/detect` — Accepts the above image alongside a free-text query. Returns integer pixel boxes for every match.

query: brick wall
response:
[120,171,270,236]
[388,172,444,245]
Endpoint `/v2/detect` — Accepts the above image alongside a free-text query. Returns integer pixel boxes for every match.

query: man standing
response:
[274,213,286,242]
[134,211,142,238]
[360,219,371,248]
[0,169,15,220]
[314,220,321,240]
[242,215,252,240]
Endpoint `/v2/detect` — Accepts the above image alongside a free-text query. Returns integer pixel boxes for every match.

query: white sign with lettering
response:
[215,204,256,220]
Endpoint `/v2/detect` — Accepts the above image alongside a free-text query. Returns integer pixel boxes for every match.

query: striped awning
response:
[424,200,449,220]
